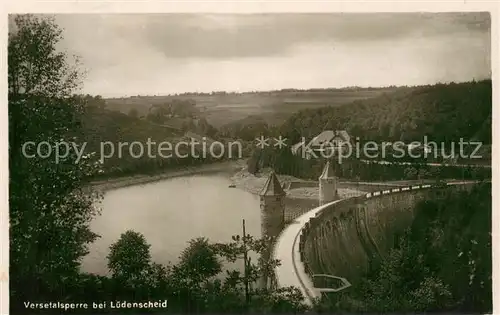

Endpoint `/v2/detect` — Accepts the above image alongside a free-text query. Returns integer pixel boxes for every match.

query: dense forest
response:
[210,80,492,154]
[279,80,492,145]
[77,96,225,179]
[212,80,493,180]
[244,80,492,180]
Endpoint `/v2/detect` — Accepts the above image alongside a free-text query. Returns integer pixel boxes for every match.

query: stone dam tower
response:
[319,160,338,206]
[257,162,335,287]
[259,170,286,239]
[259,170,286,288]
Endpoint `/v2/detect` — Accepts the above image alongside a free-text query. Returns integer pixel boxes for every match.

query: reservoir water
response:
[81,173,261,275]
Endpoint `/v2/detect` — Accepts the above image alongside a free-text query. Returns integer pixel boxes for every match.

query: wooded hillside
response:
[280,80,492,144]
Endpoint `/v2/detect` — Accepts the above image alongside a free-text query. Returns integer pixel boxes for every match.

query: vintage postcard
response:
[1,1,497,314]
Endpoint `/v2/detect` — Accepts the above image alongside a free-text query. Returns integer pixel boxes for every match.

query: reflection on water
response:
[81,174,261,275]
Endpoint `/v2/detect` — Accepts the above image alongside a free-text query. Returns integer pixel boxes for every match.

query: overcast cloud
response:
[42,13,492,97]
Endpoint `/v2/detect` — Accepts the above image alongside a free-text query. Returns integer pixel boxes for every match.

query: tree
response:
[164,231,310,313]
[178,237,222,281]
[194,117,218,138]
[8,14,101,309]
[107,230,152,285]
[212,231,302,310]
[251,286,310,313]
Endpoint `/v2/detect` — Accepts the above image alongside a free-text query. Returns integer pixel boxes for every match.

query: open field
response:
[104,87,397,127]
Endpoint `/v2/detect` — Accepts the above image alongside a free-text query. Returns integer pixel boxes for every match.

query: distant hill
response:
[280,80,492,145]
[77,104,222,178]
[103,87,397,128]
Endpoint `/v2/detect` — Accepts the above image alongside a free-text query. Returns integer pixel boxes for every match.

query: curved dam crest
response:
[273,181,480,305]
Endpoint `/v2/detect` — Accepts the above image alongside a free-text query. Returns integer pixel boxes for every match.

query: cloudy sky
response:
[51,13,490,97]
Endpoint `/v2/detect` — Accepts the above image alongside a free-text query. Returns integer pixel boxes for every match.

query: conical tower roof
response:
[319,161,336,179]
[260,170,286,196]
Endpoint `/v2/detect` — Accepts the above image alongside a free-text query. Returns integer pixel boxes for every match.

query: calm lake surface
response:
[81,173,261,275]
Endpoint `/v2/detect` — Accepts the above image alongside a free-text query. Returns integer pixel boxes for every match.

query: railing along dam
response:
[272,181,479,305]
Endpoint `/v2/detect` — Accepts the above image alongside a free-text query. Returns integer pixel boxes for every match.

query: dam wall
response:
[273,182,478,305]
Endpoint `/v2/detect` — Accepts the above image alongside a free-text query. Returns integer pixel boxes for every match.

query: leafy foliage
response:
[178,237,222,281]
[107,230,153,285]
[75,98,225,179]
[8,14,102,310]
[99,231,309,313]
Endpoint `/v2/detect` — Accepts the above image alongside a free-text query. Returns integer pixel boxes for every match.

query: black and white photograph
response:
[3,3,496,314]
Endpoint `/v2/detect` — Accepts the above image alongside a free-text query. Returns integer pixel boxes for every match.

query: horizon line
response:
[91,77,492,99]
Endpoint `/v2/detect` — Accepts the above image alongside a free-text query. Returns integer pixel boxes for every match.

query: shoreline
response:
[90,159,246,192]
